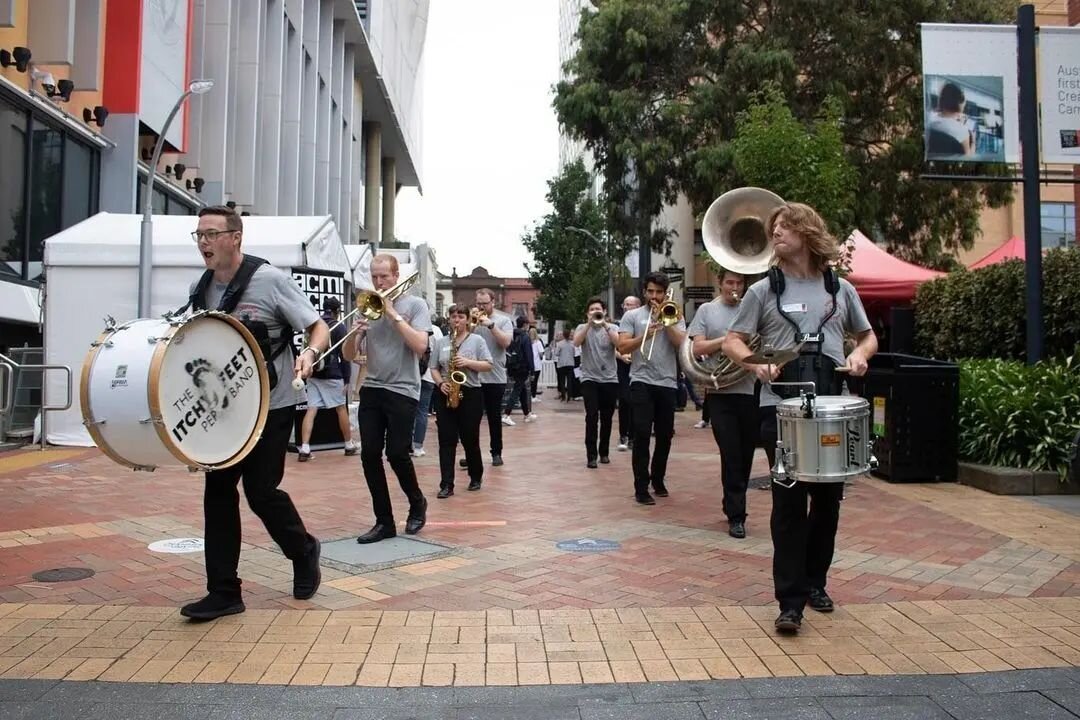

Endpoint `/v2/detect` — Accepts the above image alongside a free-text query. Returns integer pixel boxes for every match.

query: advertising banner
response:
[1038,27,1080,164]
[921,24,1019,164]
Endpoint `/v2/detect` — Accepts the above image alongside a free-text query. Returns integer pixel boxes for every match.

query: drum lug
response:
[90,340,114,348]
[132,464,156,472]
[140,417,164,425]
[867,441,879,471]
[771,441,797,489]
[103,314,117,331]
[83,419,105,427]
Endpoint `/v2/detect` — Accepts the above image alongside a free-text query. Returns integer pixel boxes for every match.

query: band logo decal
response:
[169,346,256,444]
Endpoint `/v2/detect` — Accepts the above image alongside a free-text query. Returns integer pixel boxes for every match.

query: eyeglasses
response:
[191,229,237,242]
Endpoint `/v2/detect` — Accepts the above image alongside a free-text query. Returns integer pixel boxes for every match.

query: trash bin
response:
[846,353,959,483]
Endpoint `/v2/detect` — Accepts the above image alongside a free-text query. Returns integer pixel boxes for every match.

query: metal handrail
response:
[0,352,72,450]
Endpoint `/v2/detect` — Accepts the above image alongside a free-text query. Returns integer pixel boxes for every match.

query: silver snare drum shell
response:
[776,396,872,483]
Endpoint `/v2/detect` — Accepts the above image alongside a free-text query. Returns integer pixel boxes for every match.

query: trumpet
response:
[292,271,420,390]
[589,310,606,327]
[468,307,489,330]
[642,288,682,361]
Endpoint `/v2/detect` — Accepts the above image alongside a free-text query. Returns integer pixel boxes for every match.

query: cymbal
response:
[742,345,801,366]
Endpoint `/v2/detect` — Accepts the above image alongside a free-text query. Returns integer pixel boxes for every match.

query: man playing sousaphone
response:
[431,304,493,497]
[723,201,877,635]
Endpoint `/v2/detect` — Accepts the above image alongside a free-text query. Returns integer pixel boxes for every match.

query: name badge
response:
[781,303,807,313]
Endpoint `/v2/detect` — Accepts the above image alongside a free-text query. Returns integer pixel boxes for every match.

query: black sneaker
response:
[437,486,453,499]
[298,451,312,462]
[599,456,610,464]
[729,521,746,539]
[180,593,245,621]
[635,493,656,505]
[586,458,598,469]
[293,538,321,600]
[652,482,669,498]
[774,609,802,634]
[808,587,835,613]
[468,479,482,491]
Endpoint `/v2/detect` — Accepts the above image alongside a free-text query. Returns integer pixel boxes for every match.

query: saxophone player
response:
[688,270,755,539]
[431,304,493,498]
[573,298,621,468]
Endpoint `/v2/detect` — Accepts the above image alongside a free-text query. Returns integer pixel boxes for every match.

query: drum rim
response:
[80,326,143,471]
[776,395,869,419]
[147,311,271,471]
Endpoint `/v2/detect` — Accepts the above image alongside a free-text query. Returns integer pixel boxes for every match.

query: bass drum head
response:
[150,313,269,469]
[776,395,868,420]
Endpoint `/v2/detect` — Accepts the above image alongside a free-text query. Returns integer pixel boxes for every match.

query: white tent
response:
[43,212,351,446]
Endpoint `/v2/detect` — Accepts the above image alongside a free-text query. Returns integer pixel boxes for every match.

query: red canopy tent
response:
[843,230,945,310]
[969,236,1025,269]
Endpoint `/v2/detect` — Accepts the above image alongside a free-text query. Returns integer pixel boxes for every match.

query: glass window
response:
[28,120,63,279]
[0,95,26,277]
[1041,202,1076,249]
[62,137,96,229]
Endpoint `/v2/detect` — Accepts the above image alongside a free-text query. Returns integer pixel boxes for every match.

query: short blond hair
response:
[371,253,399,273]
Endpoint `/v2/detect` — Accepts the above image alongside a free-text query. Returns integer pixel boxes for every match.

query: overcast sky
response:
[395,0,561,279]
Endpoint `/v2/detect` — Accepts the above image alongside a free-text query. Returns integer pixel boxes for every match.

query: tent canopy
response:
[844,230,944,306]
[969,236,1024,269]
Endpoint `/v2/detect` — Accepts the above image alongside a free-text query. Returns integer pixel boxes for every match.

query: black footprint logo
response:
[185,358,229,410]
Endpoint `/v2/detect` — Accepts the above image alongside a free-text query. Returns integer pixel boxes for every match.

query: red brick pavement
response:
[2,398,1078,611]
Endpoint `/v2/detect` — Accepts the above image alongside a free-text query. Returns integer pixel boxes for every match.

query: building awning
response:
[0,279,41,326]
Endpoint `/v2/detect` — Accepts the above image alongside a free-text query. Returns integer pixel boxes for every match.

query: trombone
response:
[641,288,682,361]
[292,270,420,389]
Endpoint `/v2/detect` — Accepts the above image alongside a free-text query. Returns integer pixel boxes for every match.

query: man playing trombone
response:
[617,272,686,505]
[573,298,620,468]
[342,254,431,544]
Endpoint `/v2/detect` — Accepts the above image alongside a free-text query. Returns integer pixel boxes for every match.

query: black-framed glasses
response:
[191,229,237,242]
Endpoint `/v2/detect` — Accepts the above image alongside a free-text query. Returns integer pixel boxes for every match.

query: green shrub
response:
[958,357,1080,479]
[914,247,1080,361]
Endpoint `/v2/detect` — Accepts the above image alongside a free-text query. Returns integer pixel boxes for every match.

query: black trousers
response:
[581,380,619,460]
[617,361,633,441]
[556,366,574,400]
[480,383,506,456]
[707,393,758,523]
[772,481,844,614]
[530,371,541,397]
[630,382,677,495]
[204,406,314,598]
[503,373,531,416]
[760,404,779,469]
[434,387,483,488]
[358,386,425,526]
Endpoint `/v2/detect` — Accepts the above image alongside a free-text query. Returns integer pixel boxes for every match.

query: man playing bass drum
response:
[723,203,877,635]
[431,304,493,497]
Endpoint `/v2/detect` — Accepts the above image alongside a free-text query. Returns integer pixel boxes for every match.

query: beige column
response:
[382,157,397,243]
[364,122,382,243]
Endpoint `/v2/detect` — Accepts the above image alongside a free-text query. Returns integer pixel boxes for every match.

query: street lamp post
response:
[567,226,615,315]
[138,79,215,317]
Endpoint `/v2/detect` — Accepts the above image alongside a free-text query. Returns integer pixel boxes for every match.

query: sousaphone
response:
[679,187,785,389]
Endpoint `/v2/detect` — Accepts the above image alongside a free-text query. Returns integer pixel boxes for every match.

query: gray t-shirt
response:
[474,311,514,384]
[575,323,619,383]
[362,294,432,401]
[729,275,871,407]
[619,305,686,389]
[196,264,320,411]
[434,333,492,388]
[687,300,754,396]
[554,339,576,368]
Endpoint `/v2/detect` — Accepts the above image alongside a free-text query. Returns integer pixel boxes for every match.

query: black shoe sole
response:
[809,602,834,613]
[437,489,453,499]
[635,496,656,505]
[653,489,669,497]
[356,533,396,544]
[180,602,246,621]
[774,619,801,633]
[467,484,482,491]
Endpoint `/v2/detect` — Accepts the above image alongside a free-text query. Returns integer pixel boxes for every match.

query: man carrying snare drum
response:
[182,205,328,620]
[723,203,877,635]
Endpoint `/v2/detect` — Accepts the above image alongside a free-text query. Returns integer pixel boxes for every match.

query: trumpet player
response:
[472,288,515,467]
[617,272,687,505]
[573,299,621,468]
[688,270,754,539]
[342,254,431,544]
[432,304,493,497]
[723,203,876,634]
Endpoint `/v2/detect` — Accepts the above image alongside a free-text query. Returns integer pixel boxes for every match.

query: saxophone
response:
[447,329,468,409]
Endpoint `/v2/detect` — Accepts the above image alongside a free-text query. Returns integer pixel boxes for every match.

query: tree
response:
[522,159,615,322]
[554,0,1015,264]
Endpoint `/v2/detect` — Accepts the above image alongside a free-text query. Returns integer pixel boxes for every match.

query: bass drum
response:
[775,395,872,483]
[80,311,269,471]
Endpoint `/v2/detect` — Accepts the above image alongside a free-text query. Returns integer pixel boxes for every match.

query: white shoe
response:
[524,413,538,423]
[617,441,628,451]
[693,420,708,429]
[501,416,516,426]
[533,396,542,403]
[412,447,426,457]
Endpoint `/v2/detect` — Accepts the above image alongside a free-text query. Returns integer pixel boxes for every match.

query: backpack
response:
[505,329,531,378]
[184,254,293,390]
[419,335,432,376]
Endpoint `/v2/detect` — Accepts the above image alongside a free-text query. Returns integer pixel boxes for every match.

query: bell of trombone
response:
[702,187,785,275]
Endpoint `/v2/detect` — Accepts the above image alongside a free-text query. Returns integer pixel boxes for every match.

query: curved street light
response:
[138,79,215,316]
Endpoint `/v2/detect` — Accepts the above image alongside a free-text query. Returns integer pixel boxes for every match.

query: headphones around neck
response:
[767,266,839,296]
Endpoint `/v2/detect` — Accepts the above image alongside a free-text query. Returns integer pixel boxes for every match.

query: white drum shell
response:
[776,396,871,482]
[80,313,268,471]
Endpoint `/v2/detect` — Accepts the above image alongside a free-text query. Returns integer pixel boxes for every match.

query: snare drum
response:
[774,395,873,483]
[80,312,269,471]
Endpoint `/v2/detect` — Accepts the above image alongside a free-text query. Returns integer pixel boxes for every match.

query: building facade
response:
[0,0,427,341]
[435,266,542,328]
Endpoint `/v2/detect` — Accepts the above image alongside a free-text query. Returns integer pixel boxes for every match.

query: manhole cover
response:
[148,538,205,554]
[31,567,95,582]
[556,538,621,553]
[320,536,453,571]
